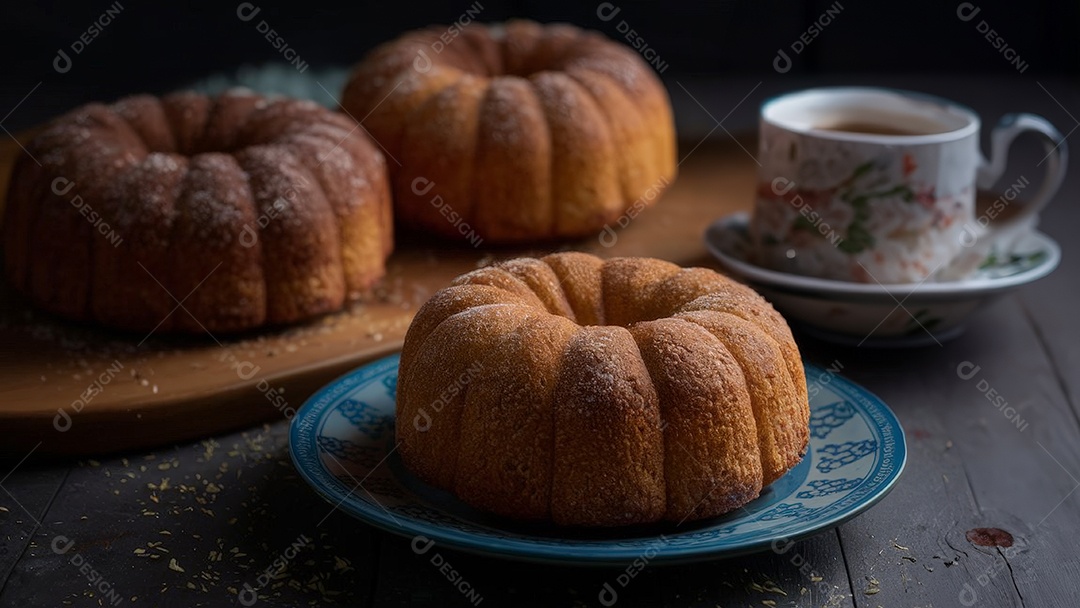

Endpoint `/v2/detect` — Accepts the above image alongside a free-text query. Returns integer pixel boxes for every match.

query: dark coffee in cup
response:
[813,120,930,136]
[751,87,1067,283]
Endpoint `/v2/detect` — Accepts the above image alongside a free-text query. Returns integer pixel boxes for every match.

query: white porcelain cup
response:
[750,87,1068,284]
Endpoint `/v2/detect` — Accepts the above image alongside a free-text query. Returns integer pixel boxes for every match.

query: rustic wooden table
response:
[2,76,1078,607]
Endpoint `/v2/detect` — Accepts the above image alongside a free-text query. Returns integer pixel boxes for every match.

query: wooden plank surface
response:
[795,295,1080,608]
[372,529,855,607]
[0,465,69,594]
[1,426,383,607]
[0,132,755,456]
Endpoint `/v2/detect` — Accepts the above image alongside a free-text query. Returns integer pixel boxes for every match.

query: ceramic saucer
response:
[704,213,1060,346]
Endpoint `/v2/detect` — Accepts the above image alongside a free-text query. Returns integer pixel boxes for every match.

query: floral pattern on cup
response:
[753,152,971,283]
[749,87,1067,284]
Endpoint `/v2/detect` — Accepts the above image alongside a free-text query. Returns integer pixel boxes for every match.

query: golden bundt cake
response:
[341,20,677,244]
[2,90,393,333]
[396,253,810,526]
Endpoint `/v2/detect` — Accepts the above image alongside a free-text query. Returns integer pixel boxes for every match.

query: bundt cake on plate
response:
[396,253,810,526]
[2,90,393,333]
[341,20,677,244]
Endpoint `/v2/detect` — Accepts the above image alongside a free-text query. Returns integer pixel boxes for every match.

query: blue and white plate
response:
[290,354,906,565]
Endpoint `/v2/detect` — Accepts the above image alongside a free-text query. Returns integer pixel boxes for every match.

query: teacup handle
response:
[976,113,1069,230]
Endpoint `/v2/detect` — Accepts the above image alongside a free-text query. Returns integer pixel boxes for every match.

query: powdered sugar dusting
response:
[481,78,539,146]
[7,90,392,332]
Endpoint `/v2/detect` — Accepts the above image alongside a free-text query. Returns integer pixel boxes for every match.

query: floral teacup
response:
[750,87,1067,284]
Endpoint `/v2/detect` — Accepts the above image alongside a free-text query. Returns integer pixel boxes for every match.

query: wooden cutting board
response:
[0,134,757,456]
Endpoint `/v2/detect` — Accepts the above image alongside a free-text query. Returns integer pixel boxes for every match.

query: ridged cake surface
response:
[397,253,810,526]
[3,90,393,332]
[342,20,677,243]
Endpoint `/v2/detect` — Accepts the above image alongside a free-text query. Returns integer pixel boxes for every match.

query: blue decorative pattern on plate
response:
[290,355,906,565]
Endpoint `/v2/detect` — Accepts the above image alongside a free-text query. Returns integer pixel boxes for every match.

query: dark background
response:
[0,0,1076,132]
[1,3,1079,608]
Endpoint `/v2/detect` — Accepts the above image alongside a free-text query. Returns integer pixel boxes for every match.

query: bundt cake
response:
[2,90,393,333]
[341,20,677,244]
[396,253,810,526]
